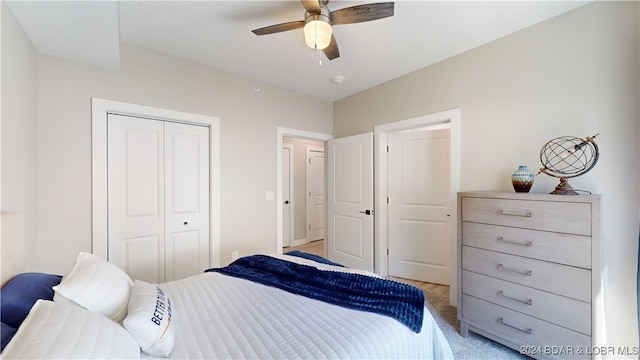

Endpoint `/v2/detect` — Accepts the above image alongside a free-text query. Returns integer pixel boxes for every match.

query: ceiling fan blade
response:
[301,0,321,14]
[330,2,394,25]
[323,35,340,60]
[251,20,305,36]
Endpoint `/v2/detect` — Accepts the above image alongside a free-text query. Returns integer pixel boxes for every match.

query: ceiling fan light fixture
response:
[251,1,394,61]
[304,13,332,50]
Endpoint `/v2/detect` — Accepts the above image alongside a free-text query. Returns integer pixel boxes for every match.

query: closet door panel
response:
[164,122,210,281]
[107,114,165,283]
[166,230,205,281]
[123,235,162,284]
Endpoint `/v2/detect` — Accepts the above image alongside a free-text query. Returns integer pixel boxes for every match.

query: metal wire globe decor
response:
[538,133,599,195]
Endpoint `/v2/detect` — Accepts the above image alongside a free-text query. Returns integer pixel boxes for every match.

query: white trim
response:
[276,127,332,255]
[91,98,221,267]
[374,108,461,305]
[282,142,294,248]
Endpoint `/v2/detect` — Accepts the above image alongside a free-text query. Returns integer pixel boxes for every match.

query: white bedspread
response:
[151,269,454,359]
[3,252,453,359]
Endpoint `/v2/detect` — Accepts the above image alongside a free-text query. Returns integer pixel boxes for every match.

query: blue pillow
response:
[1,322,17,352]
[1,272,62,328]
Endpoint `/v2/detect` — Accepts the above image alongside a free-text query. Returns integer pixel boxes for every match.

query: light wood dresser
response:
[457,192,602,359]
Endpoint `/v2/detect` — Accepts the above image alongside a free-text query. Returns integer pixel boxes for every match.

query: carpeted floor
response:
[423,291,531,360]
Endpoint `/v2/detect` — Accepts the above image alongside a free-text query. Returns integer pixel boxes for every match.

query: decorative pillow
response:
[1,272,62,328]
[1,322,18,352]
[1,300,139,359]
[123,280,175,357]
[53,252,133,322]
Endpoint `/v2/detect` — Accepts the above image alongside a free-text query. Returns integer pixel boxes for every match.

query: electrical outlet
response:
[231,251,239,261]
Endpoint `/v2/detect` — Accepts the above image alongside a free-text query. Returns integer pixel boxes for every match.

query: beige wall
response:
[1,2,38,266]
[2,4,333,273]
[334,1,639,352]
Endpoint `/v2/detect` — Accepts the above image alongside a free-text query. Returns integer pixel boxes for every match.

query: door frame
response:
[91,98,221,267]
[276,127,332,254]
[282,143,294,247]
[374,108,460,304]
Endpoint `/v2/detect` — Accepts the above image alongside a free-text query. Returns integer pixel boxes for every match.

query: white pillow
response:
[1,300,140,359]
[123,280,175,357]
[53,252,133,322]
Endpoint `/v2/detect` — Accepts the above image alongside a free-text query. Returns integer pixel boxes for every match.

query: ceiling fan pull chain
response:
[314,21,322,66]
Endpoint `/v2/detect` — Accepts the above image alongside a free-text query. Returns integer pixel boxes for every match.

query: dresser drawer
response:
[462,271,591,335]
[462,222,591,268]
[462,295,591,359]
[462,246,591,302]
[462,197,592,236]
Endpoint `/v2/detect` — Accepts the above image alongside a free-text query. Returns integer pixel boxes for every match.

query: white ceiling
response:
[6,1,588,102]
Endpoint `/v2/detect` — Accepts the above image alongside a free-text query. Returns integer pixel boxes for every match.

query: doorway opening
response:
[282,137,326,248]
[374,109,460,304]
[276,128,333,255]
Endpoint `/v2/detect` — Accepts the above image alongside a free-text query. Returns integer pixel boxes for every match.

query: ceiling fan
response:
[251,0,394,61]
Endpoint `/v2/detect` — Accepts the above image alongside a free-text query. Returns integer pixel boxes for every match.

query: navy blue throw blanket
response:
[284,250,345,267]
[205,254,424,333]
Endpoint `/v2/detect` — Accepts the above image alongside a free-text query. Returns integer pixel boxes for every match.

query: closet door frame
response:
[91,98,220,268]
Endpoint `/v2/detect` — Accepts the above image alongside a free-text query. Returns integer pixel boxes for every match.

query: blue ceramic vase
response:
[512,165,534,193]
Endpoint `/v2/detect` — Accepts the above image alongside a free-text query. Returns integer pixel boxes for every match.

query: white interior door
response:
[327,133,374,271]
[306,147,325,242]
[108,114,210,283]
[388,128,450,284]
[282,144,293,248]
[164,122,210,282]
[108,114,165,283]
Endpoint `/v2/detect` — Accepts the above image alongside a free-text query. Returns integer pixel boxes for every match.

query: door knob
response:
[359,210,374,215]
[284,200,290,204]
[183,221,188,225]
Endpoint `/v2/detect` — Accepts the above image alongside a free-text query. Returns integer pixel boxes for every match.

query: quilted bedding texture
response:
[205,254,425,333]
[148,256,454,359]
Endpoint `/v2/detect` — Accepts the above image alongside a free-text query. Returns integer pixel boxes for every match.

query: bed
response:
[1,248,454,359]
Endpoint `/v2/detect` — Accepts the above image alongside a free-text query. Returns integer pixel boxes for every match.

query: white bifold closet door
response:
[107,114,210,283]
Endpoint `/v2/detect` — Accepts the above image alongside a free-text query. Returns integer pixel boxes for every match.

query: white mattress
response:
[152,268,454,359]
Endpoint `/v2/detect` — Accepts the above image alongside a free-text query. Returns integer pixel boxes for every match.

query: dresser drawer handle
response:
[498,210,532,218]
[498,318,532,334]
[497,237,532,247]
[497,264,532,277]
[497,290,533,305]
